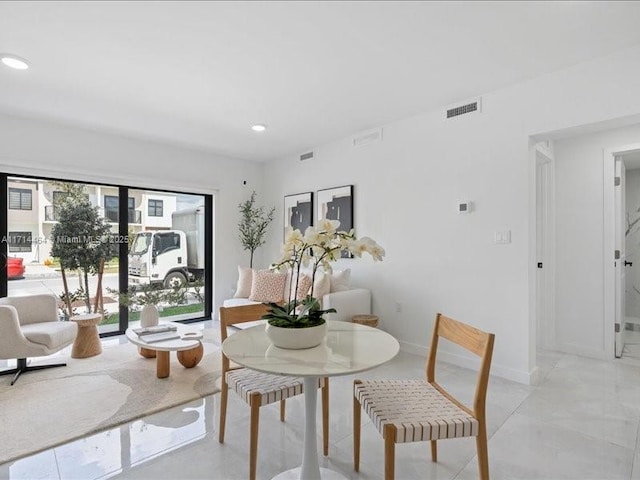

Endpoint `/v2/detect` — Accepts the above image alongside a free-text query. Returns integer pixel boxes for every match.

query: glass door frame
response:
[1,173,213,337]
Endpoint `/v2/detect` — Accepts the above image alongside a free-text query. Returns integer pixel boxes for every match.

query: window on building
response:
[9,188,32,210]
[104,196,136,222]
[52,191,69,205]
[8,231,32,252]
[148,199,163,217]
[104,195,119,222]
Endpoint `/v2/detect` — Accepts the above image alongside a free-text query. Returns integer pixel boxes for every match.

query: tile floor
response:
[1,322,639,480]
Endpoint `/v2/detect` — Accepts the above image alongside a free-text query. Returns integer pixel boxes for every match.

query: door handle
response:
[625,260,633,267]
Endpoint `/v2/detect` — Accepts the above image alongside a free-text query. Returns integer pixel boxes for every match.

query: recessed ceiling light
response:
[1,54,29,70]
[251,124,267,132]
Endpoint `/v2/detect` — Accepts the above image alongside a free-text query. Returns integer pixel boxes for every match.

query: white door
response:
[615,157,626,358]
[536,151,553,349]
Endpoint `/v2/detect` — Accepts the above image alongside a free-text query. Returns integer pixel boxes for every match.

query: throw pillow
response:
[310,271,331,299]
[329,268,351,293]
[283,271,313,302]
[249,270,287,303]
[234,266,253,298]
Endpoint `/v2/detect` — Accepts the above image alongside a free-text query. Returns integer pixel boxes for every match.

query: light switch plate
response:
[494,230,511,244]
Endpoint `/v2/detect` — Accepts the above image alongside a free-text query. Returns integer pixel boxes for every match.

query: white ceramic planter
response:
[265,321,327,349]
[140,304,160,327]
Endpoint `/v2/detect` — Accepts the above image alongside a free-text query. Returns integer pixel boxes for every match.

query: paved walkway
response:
[23,263,61,279]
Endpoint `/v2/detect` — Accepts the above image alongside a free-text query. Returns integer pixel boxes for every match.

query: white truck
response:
[128,206,205,287]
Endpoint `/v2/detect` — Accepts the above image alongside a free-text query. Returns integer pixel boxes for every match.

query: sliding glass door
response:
[125,189,206,328]
[2,174,212,336]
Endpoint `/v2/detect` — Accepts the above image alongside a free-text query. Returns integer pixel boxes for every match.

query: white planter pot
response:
[265,321,327,349]
[140,304,160,327]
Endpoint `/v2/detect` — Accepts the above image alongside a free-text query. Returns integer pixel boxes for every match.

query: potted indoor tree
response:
[263,219,385,349]
[238,191,275,268]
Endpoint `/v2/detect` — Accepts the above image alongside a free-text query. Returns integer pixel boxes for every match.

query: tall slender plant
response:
[238,191,275,268]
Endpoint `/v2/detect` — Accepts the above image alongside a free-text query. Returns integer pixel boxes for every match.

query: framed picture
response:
[284,192,313,236]
[317,185,354,257]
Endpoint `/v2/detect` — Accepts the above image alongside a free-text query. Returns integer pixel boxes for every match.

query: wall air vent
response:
[445,97,482,119]
[352,128,383,147]
[299,151,315,161]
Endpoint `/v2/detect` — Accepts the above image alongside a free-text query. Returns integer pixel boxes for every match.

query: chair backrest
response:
[219,304,270,374]
[0,294,58,325]
[426,313,495,422]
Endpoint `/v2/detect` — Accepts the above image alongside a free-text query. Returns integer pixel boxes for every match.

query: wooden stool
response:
[70,313,103,358]
[352,314,379,328]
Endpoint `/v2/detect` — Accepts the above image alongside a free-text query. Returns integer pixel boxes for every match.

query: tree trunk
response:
[94,259,105,314]
[83,270,91,312]
[61,266,73,319]
[250,249,254,268]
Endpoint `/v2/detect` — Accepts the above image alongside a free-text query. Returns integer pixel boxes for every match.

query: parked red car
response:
[8,257,25,280]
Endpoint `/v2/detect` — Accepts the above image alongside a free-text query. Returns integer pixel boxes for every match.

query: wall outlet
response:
[395,301,402,313]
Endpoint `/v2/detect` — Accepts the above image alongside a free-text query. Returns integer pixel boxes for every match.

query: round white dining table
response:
[222,320,400,480]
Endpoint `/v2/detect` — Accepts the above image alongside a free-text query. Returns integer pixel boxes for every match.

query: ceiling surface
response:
[1,1,640,162]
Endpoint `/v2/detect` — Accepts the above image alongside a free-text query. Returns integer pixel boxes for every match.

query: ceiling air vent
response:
[445,97,482,119]
[299,151,315,162]
[353,128,383,147]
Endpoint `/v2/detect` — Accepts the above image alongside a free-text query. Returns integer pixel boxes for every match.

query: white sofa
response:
[222,267,372,322]
[223,287,371,323]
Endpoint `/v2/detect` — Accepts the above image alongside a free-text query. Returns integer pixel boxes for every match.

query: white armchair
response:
[0,294,78,385]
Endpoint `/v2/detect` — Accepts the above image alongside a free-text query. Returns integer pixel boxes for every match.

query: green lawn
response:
[102,303,205,325]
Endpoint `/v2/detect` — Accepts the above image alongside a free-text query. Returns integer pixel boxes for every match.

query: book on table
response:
[141,331,181,343]
[133,325,177,336]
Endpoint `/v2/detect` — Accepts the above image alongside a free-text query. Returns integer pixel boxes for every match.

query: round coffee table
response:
[125,326,203,378]
[70,313,103,358]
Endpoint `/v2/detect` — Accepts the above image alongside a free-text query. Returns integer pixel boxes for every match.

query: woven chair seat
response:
[226,369,325,406]
[355,379,479,443]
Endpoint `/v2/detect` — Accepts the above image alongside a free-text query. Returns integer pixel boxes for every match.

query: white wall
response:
[262,44,640,384]
[0,113,263,313]
[554,124,640,357]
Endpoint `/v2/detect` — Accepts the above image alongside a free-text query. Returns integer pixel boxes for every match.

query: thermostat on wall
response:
[457,201,472,214]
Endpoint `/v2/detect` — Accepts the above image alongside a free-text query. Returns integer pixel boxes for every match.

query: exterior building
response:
[7,179,178,264]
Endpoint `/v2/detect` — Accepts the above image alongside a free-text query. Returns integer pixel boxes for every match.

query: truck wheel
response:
[164,271,187,289]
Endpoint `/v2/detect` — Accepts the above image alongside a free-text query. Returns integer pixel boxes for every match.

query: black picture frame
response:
[316,185,354,258]
[284,192,313,236]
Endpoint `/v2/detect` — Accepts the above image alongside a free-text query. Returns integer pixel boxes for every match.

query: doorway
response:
[620,151,640,359]
[604,145,640,359]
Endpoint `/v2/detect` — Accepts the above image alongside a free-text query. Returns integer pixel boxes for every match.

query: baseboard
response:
[398,340,535,385]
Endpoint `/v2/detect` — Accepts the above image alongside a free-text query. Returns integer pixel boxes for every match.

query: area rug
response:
[0,328,222,465]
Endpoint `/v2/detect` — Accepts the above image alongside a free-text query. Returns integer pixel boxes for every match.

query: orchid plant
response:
[261,219,385,328]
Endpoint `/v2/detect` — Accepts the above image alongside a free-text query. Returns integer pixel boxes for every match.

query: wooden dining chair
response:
[219,304,330,480]
[353,313,495,480]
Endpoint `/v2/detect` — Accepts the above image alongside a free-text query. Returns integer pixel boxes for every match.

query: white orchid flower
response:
[317,218,341,234]
[359,237,385,261]
[273,224,384,308]
[370,244,385,262]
